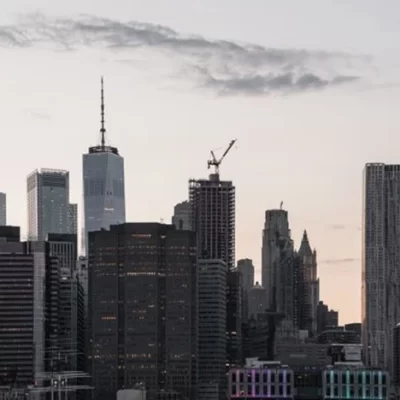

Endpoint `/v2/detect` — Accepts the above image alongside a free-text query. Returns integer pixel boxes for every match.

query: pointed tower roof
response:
[298,230,312,256]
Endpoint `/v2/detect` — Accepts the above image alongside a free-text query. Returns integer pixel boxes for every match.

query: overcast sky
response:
[1,0,399,324]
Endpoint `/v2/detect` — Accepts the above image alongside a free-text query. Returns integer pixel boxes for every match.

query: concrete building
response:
[198,259,227,400]
[228,359,295,399]
[88,223,197,400]
[0,192,6,225]
[82,78,125,254]
[27,168,70,240]
[189,175,235,269]
[172,200,191,230]
[362,163,400,371]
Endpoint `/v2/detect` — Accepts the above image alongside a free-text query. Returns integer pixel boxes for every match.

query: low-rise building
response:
[322,362,389,400]
[228,358,294,399]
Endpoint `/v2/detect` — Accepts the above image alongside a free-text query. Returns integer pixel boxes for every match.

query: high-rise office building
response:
[172,200,191,230]
[88,223,197,400]
[297,230,319,336]
[68,203,78,234]
[0,192,6,225]
[0,228,61,384]
[82,78,125,254]
[362,163,400,371]
[27,169,70,240]
[198,259,227,400]
[262,209,291,310]
[262,209,297,332]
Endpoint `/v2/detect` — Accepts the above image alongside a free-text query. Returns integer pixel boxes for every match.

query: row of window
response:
[324,372,386,385]
[232,371,292,383]
[231,384,292,396]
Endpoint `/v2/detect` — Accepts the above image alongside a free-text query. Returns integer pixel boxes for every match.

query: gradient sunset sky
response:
[1,0,399,324]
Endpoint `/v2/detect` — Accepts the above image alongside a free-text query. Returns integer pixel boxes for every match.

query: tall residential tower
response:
[362,163,400,372]
[82,78,126,253]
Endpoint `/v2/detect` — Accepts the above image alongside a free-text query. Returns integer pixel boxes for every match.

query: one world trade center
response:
[82,78,126,254]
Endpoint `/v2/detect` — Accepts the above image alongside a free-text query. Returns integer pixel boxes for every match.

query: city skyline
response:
[2,1,400,324]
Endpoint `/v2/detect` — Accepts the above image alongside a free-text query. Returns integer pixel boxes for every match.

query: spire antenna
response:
[100,76,106,147]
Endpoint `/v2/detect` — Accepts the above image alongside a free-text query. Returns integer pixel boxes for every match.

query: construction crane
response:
[207,139,237,175]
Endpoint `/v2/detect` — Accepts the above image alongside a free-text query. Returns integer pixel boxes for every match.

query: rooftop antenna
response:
[280,201,283,210]
[100,77,106,148]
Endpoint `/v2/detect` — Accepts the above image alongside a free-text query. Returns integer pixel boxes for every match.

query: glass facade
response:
[27,169,69,240]
[82,147,125,254]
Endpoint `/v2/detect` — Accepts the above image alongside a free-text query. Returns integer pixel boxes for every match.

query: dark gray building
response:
[237,259,254,323]
[189,176,235,269]
[88,223,197,400]
[198,259,227,400]
[0,228,62,386]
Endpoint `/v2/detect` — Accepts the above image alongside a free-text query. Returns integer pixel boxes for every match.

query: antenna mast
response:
[100,77,106,148]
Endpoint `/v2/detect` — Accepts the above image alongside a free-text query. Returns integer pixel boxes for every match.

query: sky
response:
[1,0,399,324]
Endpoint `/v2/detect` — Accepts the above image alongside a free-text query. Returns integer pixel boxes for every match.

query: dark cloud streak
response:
[0,14,366,95]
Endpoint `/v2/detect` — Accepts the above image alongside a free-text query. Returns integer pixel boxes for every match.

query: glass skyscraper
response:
[82,78,125,254]
[27,169,70,240]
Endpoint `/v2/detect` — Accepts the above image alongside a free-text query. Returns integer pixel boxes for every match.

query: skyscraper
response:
[362,163,400,371]
[297,230,319,336]
[189,174,235,268]
[82,78,125,254]
[67,203,78,234]
[261,209,291,308]
[27,169,70,240]
[0,192,6,225]
[237,258,255,322]
[198,259,227,400]
[88,223,197,400]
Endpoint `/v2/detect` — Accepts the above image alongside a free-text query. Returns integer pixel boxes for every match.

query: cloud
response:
[320,258,359,265]
[0,13,368,95]
[330,224,347,230]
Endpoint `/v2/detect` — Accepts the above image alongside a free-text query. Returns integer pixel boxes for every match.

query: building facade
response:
[189,175,235,269]
[228,359,295,400]
[322,364,389,400]
[27,169,70,240]
[238,259,255,323]
[297,231,319,337]
[88,223,197,400]
[67,203,78,234]
[0,192,6,225]
[82,80,126,254]
[362,163,400,371]
[198,259,227,400]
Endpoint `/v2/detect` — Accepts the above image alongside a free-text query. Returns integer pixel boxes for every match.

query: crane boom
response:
[207,139,237,176]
